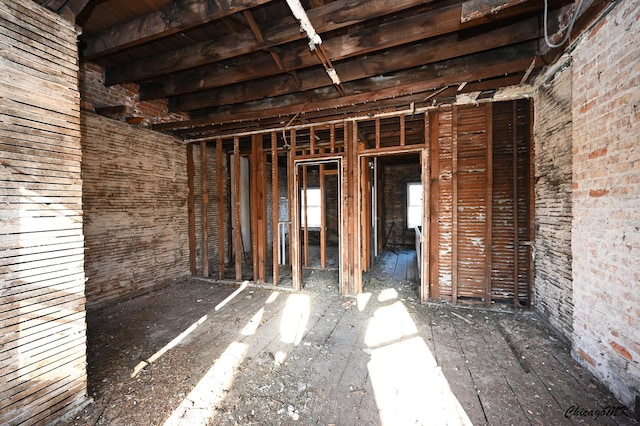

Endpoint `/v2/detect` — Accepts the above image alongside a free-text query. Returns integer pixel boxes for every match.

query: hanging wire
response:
[544,0,586,48]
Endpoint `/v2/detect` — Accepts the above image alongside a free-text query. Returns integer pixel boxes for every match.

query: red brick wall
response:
[79,63,189,126]
[570,0,640,411]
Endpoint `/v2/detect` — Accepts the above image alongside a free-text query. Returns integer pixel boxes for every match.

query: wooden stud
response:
[217,139,225,279]
[375,117,381,149]
[421,113,430,303]
[271,132,279,285]
[527,99,535,307]
[251,135,260,282]
[310,126,316,155]
[320,164,327,269]
[452,106,458,304]
[187,143,196,275]
[330,123,336,153]
[400,115,406,146]
[303,164,309,267]
[429,111,440,301]
[290,129,301,290]
[512,101,521,307]
[233,137,242,281]
[200,141,209,277]
[486,104,494,307]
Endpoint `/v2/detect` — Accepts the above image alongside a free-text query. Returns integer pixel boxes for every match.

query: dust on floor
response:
[73,271,637,425]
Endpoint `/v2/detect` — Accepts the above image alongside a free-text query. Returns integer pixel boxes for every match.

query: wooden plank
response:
[303,165,309,268]
[486,105,493,306]
[429,111,440,300]
[330,124,336,153]
[400,115,406,146]
[320,164,327,269]
[257,142,266,282]
[271,132,279,284]
[512,101,521,307]
[200,142,209,277]
[452,107,459,304]
[251,136,259,282]
[187,144,196,275]
[217,139,225,279]
[82,0,272,60]
[233,137,242,281]
[421,113,430,302]
[461,0,527,22]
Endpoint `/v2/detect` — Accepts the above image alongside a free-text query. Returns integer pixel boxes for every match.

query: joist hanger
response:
[285,0,346,97]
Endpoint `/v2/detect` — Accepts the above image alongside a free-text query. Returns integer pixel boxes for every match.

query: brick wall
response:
[80,63,189,127]
[533,61,574,339]
[570,0,640,411]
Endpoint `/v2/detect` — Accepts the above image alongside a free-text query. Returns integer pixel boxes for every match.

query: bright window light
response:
[407,182,423,229]
[301,187,321,228]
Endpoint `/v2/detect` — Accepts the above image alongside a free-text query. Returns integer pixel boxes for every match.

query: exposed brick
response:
[609,341,634,361]
[588,188,609,197]
[578,347,596,367]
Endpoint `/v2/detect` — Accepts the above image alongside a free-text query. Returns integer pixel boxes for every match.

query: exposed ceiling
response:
[35,0,609,140]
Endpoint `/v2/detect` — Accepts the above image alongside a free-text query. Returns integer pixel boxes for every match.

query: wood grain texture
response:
[0,1,87,424]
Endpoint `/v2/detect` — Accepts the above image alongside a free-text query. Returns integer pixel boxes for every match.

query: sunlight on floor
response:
[279,293,310,346]
[366,288,473,425]
[163,341,248,426]
[131,314,208,378]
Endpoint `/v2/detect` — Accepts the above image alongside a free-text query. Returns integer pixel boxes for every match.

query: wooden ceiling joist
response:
[103,0,433,86]
[138,3,545,101]
[81,0,273,60]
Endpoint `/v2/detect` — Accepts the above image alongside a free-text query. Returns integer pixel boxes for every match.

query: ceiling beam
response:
[172,74,524,139]
[141,8,543,100]
[104,0,438,85]
[154,42,537,132]
[81,0,274,60]
[168,15,541,112]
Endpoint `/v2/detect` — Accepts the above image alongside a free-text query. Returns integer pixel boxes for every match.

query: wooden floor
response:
[77,270,637,425]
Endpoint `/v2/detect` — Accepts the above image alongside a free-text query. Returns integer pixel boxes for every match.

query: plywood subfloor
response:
[75,273,637,425]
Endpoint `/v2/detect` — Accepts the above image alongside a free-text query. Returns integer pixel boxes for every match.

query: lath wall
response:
[81,113,190,309]
[429,101,532,305]
[533,62,574,338]
[0,0,88,424]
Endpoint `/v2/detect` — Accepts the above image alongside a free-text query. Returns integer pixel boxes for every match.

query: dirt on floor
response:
[71,270,638,426]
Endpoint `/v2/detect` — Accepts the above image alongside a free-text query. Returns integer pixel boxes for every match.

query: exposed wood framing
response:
[200,141,209,277]
[320,164,327,268]
[451,106,459,304]
[187,143,196,274]
[217,139,225,279]
[233,137,242,281]
[485,105,494,306]
[271,132,279,284]
[429,110,440,300]
[421,114,431,303]
[512,102,521,307]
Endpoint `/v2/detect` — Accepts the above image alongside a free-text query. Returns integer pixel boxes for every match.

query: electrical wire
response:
[544,0,586,48]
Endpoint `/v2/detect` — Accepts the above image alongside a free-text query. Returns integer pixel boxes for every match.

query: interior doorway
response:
[360,152,424,300]
[292,159,342,291]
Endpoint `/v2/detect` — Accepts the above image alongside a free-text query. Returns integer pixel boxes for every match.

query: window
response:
[301,188,322,228]
[407,182,423,229]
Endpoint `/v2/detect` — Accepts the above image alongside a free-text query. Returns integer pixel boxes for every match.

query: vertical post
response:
[187,143,196,275]
[233,137,242,281]
[486,105,494,307]
[320,164,326,268]
[303,165,309,267]
[400,115,406,146]
[421,113,430,303]
[217,139,225,279]
[271,132,279,285]
[251,135,259,282]
[290,129,301,289]
[200,141,209,277]
[310,126,316,155]
[512,101,521,307]
[527,100,535,307]
[452,106,458,304]
[429,111,440,301]
[330,124,336,153]
[375,117,381,149]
